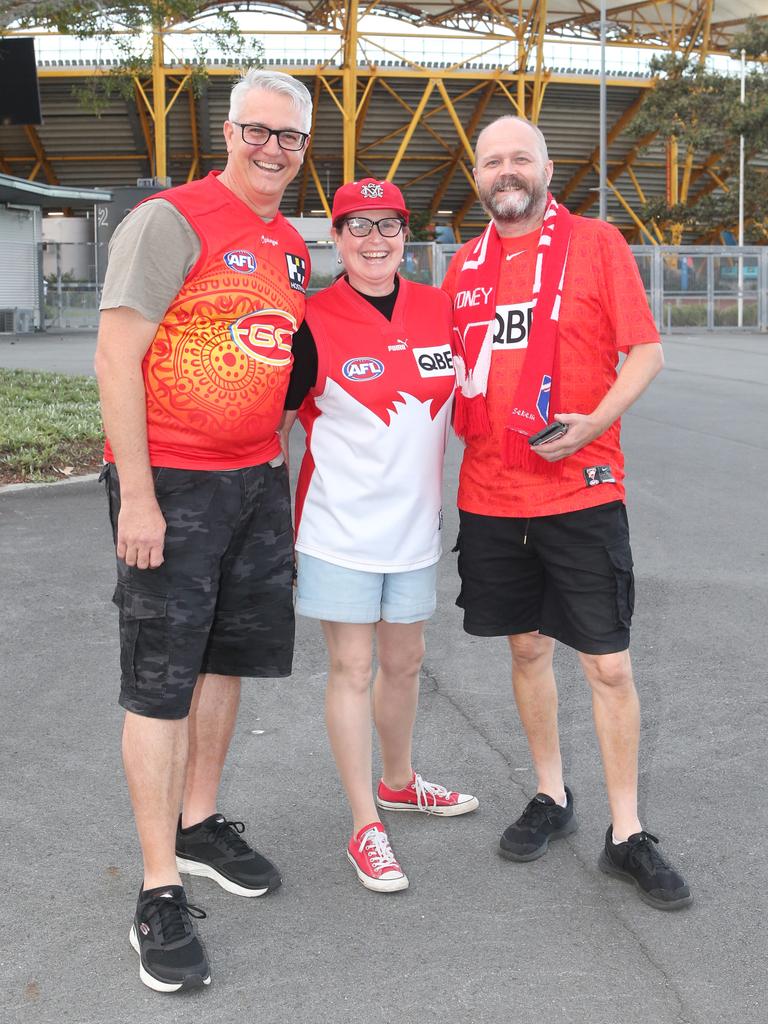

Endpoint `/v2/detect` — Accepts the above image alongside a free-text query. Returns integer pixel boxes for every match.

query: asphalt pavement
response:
[1,329,767,1024]
[0,331,98,377]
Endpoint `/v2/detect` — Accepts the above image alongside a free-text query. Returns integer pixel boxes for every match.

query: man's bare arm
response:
[94,307,165,569]
[534,342,664,462]
[278,409,299,472]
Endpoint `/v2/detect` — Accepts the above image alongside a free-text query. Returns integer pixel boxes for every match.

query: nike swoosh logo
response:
[505,250,526,261]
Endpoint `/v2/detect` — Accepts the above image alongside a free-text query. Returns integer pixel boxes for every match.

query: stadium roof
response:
[0,171,111,208]
[2,1,765,52]
[1,1,764,241]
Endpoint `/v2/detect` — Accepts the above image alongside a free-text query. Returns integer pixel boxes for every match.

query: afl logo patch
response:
[229,308,297,366]
[342,357,385,381]
[223,250,257,274]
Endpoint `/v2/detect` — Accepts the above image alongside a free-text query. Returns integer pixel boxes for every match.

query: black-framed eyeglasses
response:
[233,122,309,151]
[344,216,406,238]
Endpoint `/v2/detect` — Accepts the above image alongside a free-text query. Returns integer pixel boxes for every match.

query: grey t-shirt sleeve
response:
[99,199,201,322]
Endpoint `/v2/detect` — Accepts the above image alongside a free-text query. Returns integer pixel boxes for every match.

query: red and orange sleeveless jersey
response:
[443,216,659,518]
[103,171,310,470]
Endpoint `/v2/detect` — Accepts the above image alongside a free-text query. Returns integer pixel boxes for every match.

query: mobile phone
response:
[528,422,568,446]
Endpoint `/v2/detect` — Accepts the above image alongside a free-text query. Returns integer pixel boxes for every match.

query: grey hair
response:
[475,116,549,165]
[229,69,313,133]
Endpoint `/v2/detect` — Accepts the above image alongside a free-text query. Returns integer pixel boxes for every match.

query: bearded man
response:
[443,116,692,911]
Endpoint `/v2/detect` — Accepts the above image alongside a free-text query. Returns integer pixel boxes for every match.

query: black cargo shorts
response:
[455,500,635,655]
[102,460,295,720]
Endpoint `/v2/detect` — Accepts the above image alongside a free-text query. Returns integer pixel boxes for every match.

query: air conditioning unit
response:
[15,308,35,333]
[0,308,35,333]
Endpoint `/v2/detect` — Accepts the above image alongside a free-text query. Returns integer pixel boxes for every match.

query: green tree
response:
[2,2,263,114]
[732,17,768,61]
[629,19,768,241]
[407,210,436,242]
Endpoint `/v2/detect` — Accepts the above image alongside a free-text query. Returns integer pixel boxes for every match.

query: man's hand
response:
[531,413,602,462]
[532,343,664,463]
[95,306,165,567]
[117,497,166,569]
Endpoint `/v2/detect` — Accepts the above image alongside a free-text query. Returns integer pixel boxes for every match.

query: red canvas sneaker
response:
[377,772,479,817]
[346,822,409,893]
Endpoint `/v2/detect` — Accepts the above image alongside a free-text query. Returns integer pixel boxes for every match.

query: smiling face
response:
[473,119,553,236]
[333,208,405,297]
[220,88,308,219]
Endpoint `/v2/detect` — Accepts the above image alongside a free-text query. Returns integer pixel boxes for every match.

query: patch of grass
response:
[0,369,104,484]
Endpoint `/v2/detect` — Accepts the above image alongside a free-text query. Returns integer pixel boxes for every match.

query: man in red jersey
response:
[95,70,312,992]
[443,116,692,911]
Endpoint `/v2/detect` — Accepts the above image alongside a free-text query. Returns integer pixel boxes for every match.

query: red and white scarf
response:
[452,193,572,471]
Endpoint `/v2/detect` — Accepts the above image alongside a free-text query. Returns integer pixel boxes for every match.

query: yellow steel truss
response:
[1,0,754,241]
[23,125,58,184]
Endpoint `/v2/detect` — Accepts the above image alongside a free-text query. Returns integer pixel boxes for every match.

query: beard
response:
[479,172,548,223]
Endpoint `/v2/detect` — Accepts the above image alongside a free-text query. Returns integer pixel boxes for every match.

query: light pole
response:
[738,48,746,328]
[599,0,607,221]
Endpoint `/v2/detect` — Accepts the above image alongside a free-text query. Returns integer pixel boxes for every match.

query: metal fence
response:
[435,243,768,333]
[2,239,765,333]
[39,241,438,328]
[41,240,101,330]
[304,241,438,294]
[0,239,103,332]
[630,246,767,332]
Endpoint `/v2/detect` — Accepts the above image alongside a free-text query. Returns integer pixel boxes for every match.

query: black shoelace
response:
[211,818,251,857]
[144,894,206,945]
[626,831,666,874]
[517,798,553,830]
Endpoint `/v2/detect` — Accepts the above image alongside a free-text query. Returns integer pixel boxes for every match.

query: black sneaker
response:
[129,885,210,993]
[499,786,577,861]
[598,828,693,910]
[176,813,281,897]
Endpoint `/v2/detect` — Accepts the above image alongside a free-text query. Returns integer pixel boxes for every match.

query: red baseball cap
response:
[331,178,409,223]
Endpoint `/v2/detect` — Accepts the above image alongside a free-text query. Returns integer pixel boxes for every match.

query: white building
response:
[0,173,110,332]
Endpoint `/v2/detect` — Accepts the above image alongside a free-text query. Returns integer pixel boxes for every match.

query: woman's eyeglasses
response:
[344,217,406,238]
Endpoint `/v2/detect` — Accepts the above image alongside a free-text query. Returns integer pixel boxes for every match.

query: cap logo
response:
[360,183,384,199]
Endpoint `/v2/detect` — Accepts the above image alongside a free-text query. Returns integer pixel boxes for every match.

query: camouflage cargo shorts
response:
[101,460,295,720]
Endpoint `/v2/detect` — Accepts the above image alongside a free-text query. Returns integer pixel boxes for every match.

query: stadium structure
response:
[0,1,765,242]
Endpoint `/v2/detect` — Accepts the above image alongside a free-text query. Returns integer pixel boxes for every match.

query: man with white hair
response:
[95,70,312,992]
[443,115,692,911]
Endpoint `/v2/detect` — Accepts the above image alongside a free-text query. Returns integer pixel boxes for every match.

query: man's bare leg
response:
[579,649,642,841]
[182,673,241,828]
[174,672,281,899]
[122,711,187,890]
[508,632,565,803]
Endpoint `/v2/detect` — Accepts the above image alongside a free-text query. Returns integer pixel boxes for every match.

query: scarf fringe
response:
[503,430,565,478]
[454,393,492,439]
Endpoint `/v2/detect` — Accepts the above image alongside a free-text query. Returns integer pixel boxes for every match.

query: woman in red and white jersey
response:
[281,179,478,893]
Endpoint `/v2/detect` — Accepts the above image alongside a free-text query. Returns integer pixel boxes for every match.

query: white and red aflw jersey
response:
[295,276,455,572]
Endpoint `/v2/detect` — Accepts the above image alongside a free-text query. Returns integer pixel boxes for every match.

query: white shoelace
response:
[413,773,453,813]
[358,828,399,872]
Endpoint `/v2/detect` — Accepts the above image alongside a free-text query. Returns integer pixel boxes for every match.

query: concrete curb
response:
[0,471,100,496]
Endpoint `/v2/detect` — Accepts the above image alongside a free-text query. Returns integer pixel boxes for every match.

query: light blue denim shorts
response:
[295,552,437,624]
